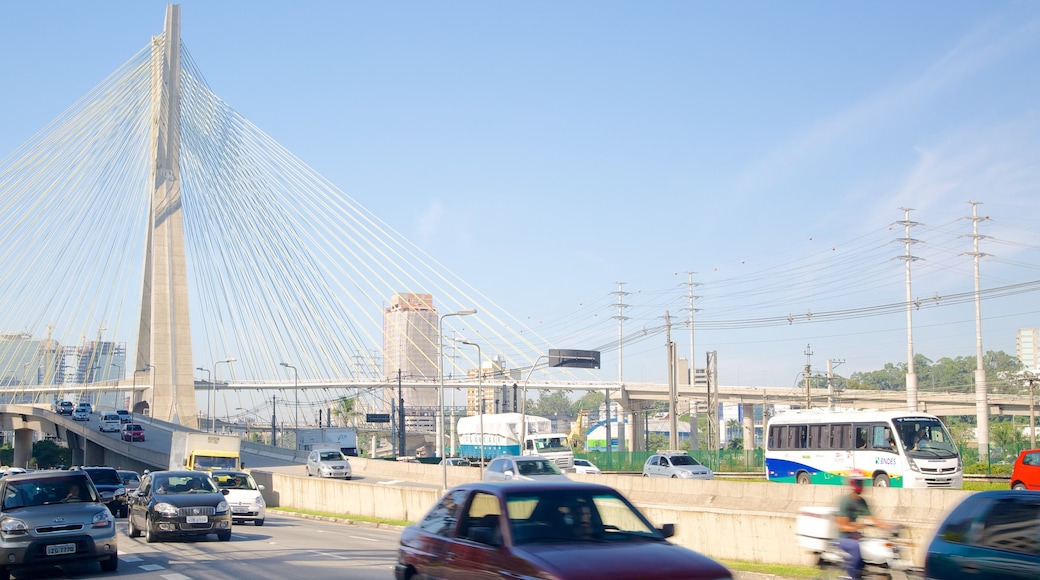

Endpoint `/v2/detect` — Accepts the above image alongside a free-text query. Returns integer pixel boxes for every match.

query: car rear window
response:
[84,468,122,485]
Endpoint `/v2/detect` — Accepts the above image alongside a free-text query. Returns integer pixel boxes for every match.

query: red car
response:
[1011,448,1040,490]
[394,481,732,580]
[121,423,145,442]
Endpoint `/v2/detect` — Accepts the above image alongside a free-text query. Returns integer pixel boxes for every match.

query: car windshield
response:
[506,488,659,545]
[153,475,218,494]
[531,437,571,453]
[214,473,258,490]
[319,451,344,461]
[119,472,140,485]
[516,460,562,476]
[668,455,700,466]
[2,475,98,509]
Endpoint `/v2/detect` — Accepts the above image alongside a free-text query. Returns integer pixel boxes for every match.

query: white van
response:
[98,412,121,433]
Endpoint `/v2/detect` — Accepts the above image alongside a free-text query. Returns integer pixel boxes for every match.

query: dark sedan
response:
[127,471,231,542]
[394,481,732,580]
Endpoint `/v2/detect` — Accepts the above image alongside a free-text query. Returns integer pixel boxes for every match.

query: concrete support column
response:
[630,408,646,451]
[13,429,33,468]
[85,439,107,466]
[67,432,85,466]
[742,404,755,449]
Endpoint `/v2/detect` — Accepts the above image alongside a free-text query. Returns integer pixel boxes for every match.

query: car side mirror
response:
[658,523,675,538]
[257,484,265,491]
[221,489,230,496]
[503,470,514,480]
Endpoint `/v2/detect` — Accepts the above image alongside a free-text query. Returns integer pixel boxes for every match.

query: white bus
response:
[765,408,962,489]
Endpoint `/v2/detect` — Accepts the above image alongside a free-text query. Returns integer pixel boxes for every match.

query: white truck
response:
[296,427,359,457]
[456,412,574,470]
[170,432,242,471]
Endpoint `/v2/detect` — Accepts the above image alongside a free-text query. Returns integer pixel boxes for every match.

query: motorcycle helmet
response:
[848,469,865,493]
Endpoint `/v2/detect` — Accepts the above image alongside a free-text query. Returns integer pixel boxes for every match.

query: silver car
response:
[0,470,118,578]
[642,452,714,480]
[483,455,572,482]
[306,449,352,479]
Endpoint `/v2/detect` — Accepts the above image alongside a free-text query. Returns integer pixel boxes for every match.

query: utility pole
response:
[271,394,277,447]
[609,282,630,458]
[666,312,678,450]
[827,359,844,410]
[965,201,990,461]
[680,272,702,386]
[398,369,406,458]
[804,345,813,409]
[894,208,922,411]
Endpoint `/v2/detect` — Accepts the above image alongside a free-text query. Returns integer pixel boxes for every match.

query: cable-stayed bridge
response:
[0,4,615,433]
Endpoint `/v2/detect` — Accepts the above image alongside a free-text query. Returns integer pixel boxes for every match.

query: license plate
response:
[185,515,208,524]
[232,507,249,513]
[46,543,76,556]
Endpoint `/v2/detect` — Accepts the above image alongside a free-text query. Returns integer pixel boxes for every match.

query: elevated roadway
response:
[0,404,301,472]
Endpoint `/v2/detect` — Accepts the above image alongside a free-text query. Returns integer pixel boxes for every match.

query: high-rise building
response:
[1018,328,1040,371]
[383,293,438,407]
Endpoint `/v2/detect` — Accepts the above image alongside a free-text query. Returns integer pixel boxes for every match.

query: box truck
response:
[170,432,241,471]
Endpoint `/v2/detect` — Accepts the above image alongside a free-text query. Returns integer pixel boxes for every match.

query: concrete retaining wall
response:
[251,459,974,567]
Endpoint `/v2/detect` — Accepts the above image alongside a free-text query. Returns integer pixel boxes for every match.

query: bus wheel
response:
[873,473,890,487]
[796,472,811,485]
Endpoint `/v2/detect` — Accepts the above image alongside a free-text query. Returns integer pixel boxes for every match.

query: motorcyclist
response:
[835,469,888,580]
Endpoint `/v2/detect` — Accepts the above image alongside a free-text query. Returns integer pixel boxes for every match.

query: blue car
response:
[925,489,1040,579]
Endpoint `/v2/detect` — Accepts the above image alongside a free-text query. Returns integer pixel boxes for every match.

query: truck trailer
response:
[456,412,574,469]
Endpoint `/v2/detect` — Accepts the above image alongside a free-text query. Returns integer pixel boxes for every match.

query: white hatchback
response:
[212,470,266,525]
[573,458,601,474]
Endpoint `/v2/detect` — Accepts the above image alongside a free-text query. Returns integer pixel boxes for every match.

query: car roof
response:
[455,480,616,495]
[211,470,249,477]
[3,469,89,483]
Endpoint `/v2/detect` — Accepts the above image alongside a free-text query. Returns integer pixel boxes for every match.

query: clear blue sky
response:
[2,1,1039,387]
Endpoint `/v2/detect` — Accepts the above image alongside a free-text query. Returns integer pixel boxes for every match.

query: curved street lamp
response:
[438,309,476,489]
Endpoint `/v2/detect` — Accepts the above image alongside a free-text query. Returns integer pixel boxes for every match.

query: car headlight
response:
[677,470,694,478]
[216,500,229,514]
[92,509,114,528]
[115,487,127,497]
[154,502,179,517]
[254,496,265,507]
[907,457,920,472]
[0,517,28,536]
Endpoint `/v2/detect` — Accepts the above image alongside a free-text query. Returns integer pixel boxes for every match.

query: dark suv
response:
[925,490,1040,578]
[81,467,128,518]
[54,401,73,415]
[0,470,118,578]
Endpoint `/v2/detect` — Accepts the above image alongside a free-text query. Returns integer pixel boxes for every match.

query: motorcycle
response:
[796,506,922,580]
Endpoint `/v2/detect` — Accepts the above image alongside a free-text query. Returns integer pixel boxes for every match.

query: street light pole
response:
[214,358,236,434]
[455,338,483,466]
[280,362,299,433]
[437,309,477,485]
[436,309,476,459]
[131,365,153,418]
[196,366,211,430]
[521,355,550,455]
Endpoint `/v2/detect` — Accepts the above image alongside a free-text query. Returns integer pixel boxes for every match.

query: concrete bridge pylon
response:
[134,4,197,429]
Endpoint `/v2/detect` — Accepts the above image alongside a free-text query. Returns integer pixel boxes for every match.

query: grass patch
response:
[270,507,411,527]
[719,559,818,578]
[963,481,1008,491]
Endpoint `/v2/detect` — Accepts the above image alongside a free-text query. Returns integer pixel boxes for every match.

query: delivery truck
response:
[456,412,574,469]
[296,427,359,457]
[170,432,242,471]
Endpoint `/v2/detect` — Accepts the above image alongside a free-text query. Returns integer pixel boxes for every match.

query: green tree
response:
[572,391,604,416]
[526,390,573,418]
[32,439,70,469]
[646,432,669,452]
[331,396,362,427]
[991,419,1025,458]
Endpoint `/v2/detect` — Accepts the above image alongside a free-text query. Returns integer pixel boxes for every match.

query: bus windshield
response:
[893,417,958,458]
